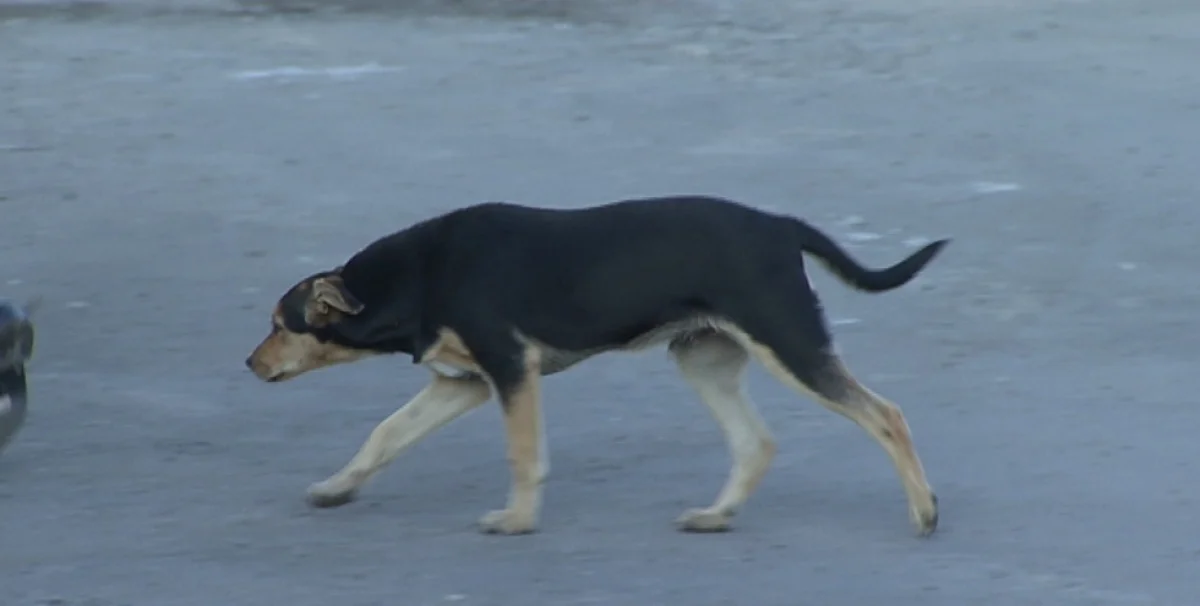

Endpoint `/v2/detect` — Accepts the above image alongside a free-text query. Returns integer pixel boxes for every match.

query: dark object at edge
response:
[0,298,38,456]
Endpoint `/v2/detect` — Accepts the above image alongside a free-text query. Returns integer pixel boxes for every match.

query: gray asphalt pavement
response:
[2,0,1199,604]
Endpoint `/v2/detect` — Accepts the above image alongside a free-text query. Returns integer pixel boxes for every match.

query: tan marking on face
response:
[246,308,373,382]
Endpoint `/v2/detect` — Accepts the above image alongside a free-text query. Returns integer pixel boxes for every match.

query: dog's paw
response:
[675,508,733,533]
[477,508,537,535]
[911,492,939,537]
[306,479,358,509]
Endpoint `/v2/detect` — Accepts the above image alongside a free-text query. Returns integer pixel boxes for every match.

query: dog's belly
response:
[531,314,727,376]
[423,315,731,380]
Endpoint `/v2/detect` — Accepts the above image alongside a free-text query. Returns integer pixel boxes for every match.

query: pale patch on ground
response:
[230,63,402,81]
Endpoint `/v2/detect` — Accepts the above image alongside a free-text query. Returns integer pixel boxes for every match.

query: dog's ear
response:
[311,275,365,316]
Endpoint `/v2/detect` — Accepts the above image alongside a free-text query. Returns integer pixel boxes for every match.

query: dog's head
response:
[244,271,378,383]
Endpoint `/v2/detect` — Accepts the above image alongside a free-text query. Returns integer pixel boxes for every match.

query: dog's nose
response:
[244,356,253,370]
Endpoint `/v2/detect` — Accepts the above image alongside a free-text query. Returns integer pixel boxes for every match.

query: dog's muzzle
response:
[0,298,36,456]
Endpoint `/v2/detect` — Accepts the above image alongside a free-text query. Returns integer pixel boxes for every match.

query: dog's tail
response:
[792,220,950,293]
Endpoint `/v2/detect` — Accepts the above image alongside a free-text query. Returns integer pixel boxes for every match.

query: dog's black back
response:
[330,196,946,371]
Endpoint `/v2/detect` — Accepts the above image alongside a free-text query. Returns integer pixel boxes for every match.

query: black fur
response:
[280,195,948,398]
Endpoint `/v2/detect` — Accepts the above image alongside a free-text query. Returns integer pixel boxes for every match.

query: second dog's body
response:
[246,195,948,536]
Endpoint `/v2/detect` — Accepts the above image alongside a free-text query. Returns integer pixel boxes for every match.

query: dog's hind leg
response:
[669,330,777,533]
[761,348,938,536]
[306,374,492,508]
[725,288,939,537]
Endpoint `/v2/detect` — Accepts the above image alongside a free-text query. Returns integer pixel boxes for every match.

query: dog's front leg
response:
[307,374,491,508]
[477,349,546,535]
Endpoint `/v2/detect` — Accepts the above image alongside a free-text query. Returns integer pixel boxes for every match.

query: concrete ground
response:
[2,0,1198,604]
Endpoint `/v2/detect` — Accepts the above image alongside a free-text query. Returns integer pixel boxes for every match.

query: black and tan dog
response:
[245,195,948,536]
